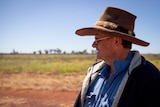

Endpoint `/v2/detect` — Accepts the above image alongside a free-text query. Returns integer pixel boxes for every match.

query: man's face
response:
[92,33,116,61]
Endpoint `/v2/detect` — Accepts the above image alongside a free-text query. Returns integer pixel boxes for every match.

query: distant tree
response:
[44,49,49,54]
[38,50,42,55]
[51,48,62,54]
[11,49,18,54]
[91,50,96,54]
[50,49,54,54]
[71,50,75,54]
[56,48,62,54]
[63,51,67,54]
[82,49,88,54]
[33,51,36,54]
[53,49,57,54]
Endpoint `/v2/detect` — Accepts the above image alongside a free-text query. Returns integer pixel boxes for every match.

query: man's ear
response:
[114,37,122,46]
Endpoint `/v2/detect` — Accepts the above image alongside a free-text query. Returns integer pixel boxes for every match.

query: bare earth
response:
[0,72,85,107]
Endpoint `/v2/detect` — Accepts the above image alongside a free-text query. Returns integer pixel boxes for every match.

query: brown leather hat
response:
[75,6,149,46]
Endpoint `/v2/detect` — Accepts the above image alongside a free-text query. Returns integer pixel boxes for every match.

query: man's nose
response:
[92,41,97,48]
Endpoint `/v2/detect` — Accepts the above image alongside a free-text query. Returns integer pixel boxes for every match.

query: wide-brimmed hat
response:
[75,6,149,46]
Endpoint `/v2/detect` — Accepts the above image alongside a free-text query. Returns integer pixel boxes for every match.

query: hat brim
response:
[75,26,150,46]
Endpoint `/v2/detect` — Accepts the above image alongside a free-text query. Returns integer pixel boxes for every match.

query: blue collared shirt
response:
[84,52,134,107]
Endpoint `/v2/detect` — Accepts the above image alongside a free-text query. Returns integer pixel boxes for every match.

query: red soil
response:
[0,87,79,107]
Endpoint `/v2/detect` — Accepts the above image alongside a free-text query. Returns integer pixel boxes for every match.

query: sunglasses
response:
[94,37,112,44]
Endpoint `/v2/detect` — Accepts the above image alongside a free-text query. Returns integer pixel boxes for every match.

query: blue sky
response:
[0,0,160,54]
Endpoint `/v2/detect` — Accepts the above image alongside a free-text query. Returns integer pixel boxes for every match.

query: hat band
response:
[95,21,135,36]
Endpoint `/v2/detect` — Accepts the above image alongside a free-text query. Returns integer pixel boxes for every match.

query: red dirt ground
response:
[0,73,85,107]
[0,88,79,107]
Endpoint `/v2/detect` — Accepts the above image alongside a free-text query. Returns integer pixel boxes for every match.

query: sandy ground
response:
[0,72,85,107]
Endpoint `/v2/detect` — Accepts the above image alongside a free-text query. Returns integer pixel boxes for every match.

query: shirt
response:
[84,52,134,107]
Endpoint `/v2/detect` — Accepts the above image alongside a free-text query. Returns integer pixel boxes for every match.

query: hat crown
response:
[98,7,136,32]
[75,6,149,46]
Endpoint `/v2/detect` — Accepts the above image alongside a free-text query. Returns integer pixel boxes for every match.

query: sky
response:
[0,0,160,54]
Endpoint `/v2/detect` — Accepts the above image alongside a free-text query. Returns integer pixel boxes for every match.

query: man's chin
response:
[96,54,102,60]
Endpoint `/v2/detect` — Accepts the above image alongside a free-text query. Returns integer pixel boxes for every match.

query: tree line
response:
[10,48,97,55]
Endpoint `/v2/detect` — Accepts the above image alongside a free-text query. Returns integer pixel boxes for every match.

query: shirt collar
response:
[98,64,110,78]
[113,51,134,74]
[98,51,134,79]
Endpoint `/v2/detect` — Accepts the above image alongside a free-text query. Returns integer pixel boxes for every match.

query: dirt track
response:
[0,72,85,107]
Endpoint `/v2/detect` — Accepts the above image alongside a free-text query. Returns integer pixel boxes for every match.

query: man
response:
[74,6,160,107]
